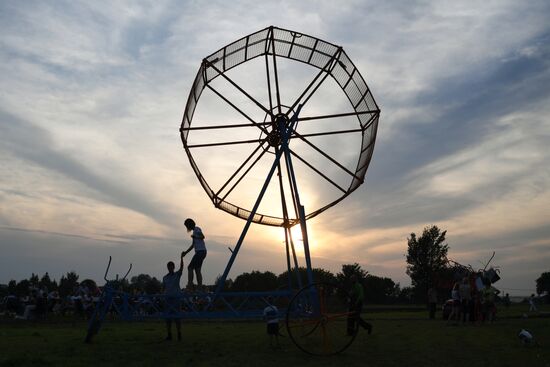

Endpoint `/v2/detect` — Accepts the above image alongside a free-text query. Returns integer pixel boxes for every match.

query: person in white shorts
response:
[183,218,207,290]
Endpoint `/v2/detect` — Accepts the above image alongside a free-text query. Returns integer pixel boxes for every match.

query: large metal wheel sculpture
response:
[180,26,379,354]
[180,25,379,227]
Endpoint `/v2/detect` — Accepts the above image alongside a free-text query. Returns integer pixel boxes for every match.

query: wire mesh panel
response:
[180,26,380,226]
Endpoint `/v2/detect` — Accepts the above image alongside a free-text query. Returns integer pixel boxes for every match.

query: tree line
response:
[2,224,548,304]
[1,264,414,304]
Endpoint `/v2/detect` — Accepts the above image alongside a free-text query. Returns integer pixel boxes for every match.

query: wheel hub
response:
[266,113,288,147]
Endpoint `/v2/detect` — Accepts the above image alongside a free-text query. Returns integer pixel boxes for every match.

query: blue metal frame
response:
[85,26,379,355]
[86,103,316,342]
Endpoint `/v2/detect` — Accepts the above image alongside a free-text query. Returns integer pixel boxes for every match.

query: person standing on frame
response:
[183,218,207,290]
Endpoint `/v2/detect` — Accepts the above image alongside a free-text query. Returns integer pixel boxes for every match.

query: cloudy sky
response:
[1,1,549,295]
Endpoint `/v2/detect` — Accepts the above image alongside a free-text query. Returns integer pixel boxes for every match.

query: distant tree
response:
[58,271,79,297]
[29,273,39,287]
[406,225,449,302]
[397,286,415,303]
[148,277,162,294]
[231,270,278,292]
[80,279,99,295]
[278,267,336,289]
[364,274,400,304]
[130,274,149,292]
[130,274,162,294]
[335,263,369,299]
[15,279,31,297]
[0,284,7,298]
[336,263,369,287]
[536,271,550,296]
[214,275,233,291]
[109,278,131,292]
[39,272,57,291]
[8,280,17,295]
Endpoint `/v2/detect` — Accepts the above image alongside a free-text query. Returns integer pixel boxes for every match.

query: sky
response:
[1,1,549,296]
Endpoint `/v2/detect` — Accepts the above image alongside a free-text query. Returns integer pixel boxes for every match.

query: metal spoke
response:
[219,143,270,202]
[289,149,346,193]
[269,27,282,114]
[186,138,262,149]
[291,130,362,182]
[215,140,268,200]
[289,128,363,139]
[180,110,377,132]
[265,51,274,114]
[296,109,379,122]
[181,121,270,131]
[205,59,271,115]
[286,47,342,115]
[206,84,269,135]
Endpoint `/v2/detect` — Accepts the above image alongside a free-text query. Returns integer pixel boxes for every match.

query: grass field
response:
[1,305,549,367]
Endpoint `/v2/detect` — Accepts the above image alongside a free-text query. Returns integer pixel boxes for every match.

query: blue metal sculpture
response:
[86,25,379,355]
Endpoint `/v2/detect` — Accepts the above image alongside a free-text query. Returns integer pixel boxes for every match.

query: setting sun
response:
[275,223,318,254]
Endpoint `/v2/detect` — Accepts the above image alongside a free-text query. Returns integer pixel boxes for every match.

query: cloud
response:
[330,32,550,231]
[0,109,178,227]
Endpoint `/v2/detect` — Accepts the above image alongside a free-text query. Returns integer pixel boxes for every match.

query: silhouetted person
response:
[162,252,184,341]
[481,282,499,322]
[427,286,437,319]
[446,282,460,325]
[263,296,280,348]
[529,294,537,312]
[459,277,472,323]
[182,218,207,290]
[503,293,511,308]
[347,275,372,335]
[15,291,37,320]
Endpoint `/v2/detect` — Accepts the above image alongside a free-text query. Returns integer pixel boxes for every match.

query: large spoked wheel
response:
[286,282,358,355]
[180,26,380,227]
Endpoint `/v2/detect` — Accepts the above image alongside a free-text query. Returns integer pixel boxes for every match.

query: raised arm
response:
[179,251,184,272]
[183,243,194,256]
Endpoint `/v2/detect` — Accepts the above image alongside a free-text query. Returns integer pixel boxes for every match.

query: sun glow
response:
[276,224,318,253]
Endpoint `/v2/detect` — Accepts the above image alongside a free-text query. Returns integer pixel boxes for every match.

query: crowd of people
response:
[1,283,100,321]
[447,277,499,324]
[427,272,527,325]
[0,218,209,324]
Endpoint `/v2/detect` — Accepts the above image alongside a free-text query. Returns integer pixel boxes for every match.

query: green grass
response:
[365,302,550,319]
[1,306,549,367]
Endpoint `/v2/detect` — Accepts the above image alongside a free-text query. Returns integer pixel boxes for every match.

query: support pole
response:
[213,148,284,297]
[287,226,303,290]
[283,225,293,291]
[276,154,302,291]
[281,104,315,286]
[298,205,314,286]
